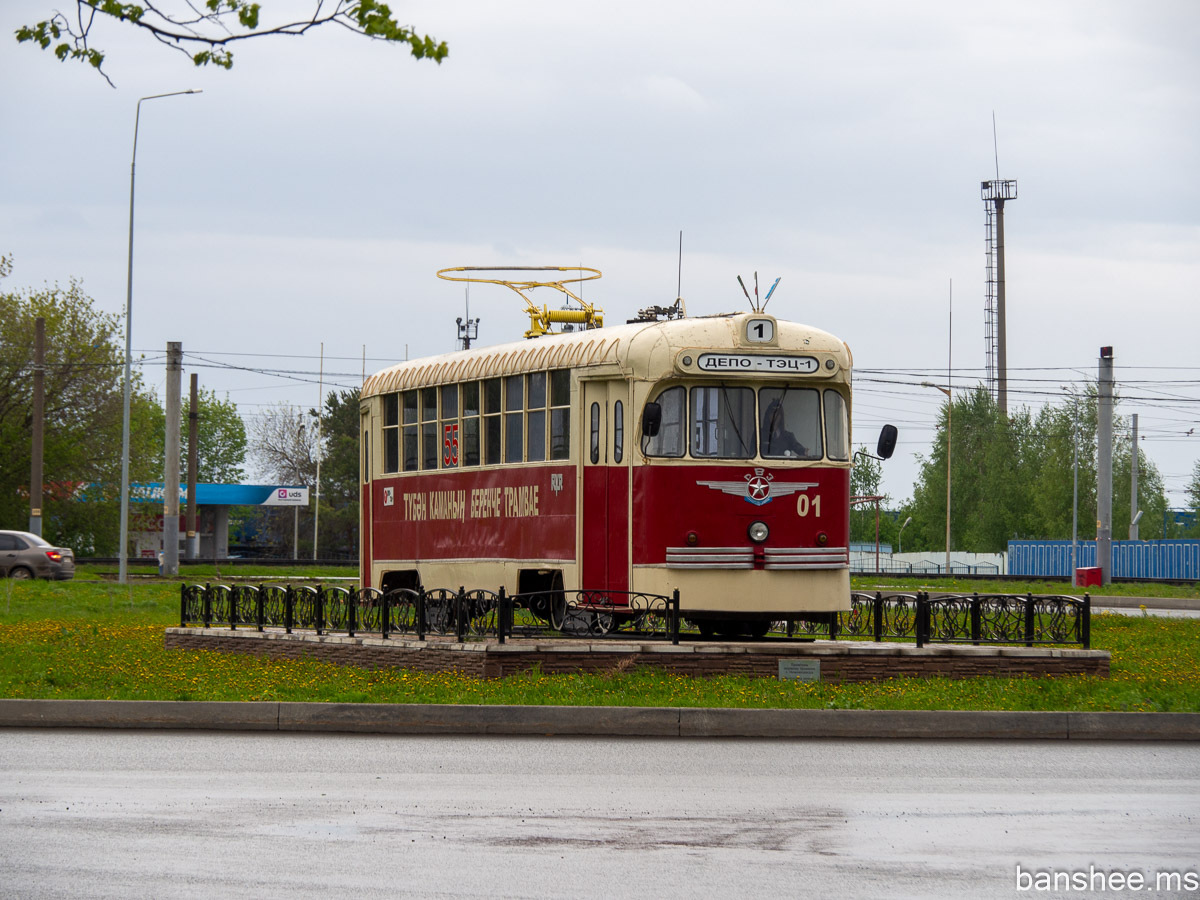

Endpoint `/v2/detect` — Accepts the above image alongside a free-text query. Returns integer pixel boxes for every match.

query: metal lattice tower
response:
[982,178,1017,415]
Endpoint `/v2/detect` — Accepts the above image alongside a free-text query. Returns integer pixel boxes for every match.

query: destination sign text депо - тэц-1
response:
[696,353,820,374]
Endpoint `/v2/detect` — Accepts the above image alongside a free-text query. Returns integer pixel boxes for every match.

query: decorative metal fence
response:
[180,584,682,644]
[781,591,1090,648]
[179,585,1090,649]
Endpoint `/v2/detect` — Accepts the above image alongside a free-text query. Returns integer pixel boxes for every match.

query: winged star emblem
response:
[697,468,817,507]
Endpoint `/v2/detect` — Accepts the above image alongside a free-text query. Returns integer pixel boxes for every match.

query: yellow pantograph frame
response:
[436,265,604,339]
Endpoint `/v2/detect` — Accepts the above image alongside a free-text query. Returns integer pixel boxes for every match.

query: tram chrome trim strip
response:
[665,546,754,569]
[664,546,849,569]
[763,546,849,570]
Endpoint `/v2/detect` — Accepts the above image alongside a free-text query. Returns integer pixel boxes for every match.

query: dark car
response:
[0,530,75,581]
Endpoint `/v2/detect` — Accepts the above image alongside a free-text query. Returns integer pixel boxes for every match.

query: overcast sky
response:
[2,0,1198,512]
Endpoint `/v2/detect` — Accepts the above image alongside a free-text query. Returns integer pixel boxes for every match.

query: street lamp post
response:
[118,90,201,584]
[922,382,952,574]
[898,515,912,555]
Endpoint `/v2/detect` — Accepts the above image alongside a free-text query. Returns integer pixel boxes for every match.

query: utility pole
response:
[1071,393,1079,574]
[1130,413,1140,541]
[186,373,199,559]
[29,318,45,537]
[163,342,182,575]
[1097,347,1114,585]
[313,342,323,561]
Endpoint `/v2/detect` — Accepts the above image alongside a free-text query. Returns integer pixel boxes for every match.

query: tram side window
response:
[402,390,419,471]
[691,386,756,459]
[421,387,439,470]
[760,388,822,460]
[526,372,547,462]
[824,390,850,461]
[483,378,502,465]
[440,384,459,468]
[462,381,481,466]
[614,399,624,463]
[383,393,399,473]
[549,369,570,460]
[590,402,600,463]
[504,375,523,463]
[644,386,685,457]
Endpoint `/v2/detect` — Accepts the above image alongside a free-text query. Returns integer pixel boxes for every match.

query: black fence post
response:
[256,586,265,632]
[497,586,508,644]
[829,609,839,642]
[671,589,681,645]
[381,590,391,640]
[180,585,187,628]
[417,589,427,641]
[873,592,883,642]
[203,582,212,629]
[456,587,466,642]
[1024,592,1035,647]
[970,592,981,645]
[1082,594,1091,649]
[229,586,237,632]
[915,592,927,648]
[285,587,294,635]
[314,584,324,636]
[348,588,357,638]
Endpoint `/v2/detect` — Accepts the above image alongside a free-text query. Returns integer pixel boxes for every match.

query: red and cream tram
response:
[360,274,890,636]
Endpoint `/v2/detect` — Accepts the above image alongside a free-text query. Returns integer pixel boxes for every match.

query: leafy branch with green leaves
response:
[16,1,447,87]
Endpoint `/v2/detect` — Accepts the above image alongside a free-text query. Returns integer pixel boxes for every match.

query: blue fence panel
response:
[1009,540,1200,579]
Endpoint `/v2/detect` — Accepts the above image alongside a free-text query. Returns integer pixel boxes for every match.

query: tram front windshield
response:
[645,384,843,461]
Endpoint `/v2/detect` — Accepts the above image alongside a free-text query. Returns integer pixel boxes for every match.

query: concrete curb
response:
[1,699,1199,740]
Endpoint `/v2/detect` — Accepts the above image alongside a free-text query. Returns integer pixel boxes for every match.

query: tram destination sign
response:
[697,353,820,374]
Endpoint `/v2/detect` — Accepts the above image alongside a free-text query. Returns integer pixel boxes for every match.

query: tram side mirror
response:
[642,402,662,438]
[876,424,898,460]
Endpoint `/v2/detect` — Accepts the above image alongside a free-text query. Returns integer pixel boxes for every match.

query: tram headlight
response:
[748,521,769,544]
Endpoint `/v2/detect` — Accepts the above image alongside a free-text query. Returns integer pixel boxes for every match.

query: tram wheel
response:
[548,592,568,631]
[560,609,615,636]
[714,621,744,639]
[695,621,717,639]
[746,621,771,640]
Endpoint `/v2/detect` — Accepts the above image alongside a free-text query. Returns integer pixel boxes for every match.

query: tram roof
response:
[361,312,850,398]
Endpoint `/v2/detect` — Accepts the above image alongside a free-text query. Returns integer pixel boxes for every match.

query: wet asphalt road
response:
[2,730,1198,899]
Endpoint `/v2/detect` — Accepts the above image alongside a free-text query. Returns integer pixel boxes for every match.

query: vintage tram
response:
[359,269,892,636]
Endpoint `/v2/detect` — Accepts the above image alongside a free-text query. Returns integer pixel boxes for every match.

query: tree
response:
[17,1,447,87]
[250,403,319,486]
[850,449,891,547]
[0,256,162,553]
[1113,436,1169,541]
[1186,461,1200,538]
[314,388,361,559]
[147,387,248,484]
[907,386,1037,554]
[247,389,359,558]
[1026,389,1097,542]
[907,382,1172,553]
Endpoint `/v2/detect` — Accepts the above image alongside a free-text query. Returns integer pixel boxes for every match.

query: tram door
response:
[580,381,629,592]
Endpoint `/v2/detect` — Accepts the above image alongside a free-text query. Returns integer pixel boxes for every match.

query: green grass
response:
[1,578,1197,711]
